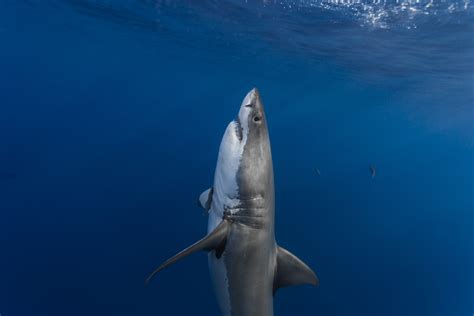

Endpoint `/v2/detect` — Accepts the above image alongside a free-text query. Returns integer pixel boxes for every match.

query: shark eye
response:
[253,116,261,123]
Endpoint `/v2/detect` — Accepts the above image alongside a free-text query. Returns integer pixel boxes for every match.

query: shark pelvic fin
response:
[198,187,213,211]
[273,245,319,294]
[145,219,229,285]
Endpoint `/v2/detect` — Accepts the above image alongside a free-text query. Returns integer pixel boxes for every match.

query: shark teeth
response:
[234,118,243,142]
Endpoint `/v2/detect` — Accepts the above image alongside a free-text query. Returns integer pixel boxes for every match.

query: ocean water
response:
[0,1,473,315]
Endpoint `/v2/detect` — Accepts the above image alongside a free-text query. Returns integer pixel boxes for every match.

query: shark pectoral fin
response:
[273,245,319,294]
[145,219,229,285]
[198,187,213,211]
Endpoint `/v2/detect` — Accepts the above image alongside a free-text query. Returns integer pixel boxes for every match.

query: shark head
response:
[235,88,273,200]
[213,88,273,211]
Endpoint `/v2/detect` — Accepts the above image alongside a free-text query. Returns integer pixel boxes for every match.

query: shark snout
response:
[242,88,261,109]
[235,88,266,142]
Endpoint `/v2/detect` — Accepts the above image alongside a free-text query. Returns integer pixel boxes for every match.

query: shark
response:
[146,88,318,316]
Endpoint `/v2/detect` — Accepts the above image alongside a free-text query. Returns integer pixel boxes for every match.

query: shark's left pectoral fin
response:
[273,245,319,294]
[145,219,229,285]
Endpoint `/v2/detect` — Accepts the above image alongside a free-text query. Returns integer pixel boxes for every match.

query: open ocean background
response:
[0,1,473,315]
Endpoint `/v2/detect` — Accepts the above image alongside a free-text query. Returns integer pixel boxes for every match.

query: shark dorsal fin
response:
[273,245,319,295]
[198,187,213,210]
[146,219,229,285]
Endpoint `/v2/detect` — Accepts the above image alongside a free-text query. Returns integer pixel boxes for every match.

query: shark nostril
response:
[245,103,252,108]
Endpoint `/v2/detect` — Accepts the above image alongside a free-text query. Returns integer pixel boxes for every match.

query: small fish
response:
[315,168,321,176]
[369,165,376,179]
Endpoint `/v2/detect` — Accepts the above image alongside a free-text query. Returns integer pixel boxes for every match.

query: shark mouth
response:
[234,117,243,142]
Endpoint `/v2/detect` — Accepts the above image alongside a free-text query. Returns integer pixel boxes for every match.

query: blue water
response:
[1,1,473,315]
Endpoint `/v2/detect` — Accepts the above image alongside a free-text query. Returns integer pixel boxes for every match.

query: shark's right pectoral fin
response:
[273,245,319,295]
[145,219,229,285]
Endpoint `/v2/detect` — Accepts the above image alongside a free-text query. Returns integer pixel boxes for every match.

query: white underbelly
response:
[208,211,231,316]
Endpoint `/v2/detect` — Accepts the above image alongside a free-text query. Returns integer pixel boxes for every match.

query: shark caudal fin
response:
[145,219,229,285]
[273,245,319,294]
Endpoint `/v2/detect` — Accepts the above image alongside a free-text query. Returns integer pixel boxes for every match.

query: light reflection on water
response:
[56,0,473,77]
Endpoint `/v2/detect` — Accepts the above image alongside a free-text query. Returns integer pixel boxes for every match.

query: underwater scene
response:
[0,1,473,315]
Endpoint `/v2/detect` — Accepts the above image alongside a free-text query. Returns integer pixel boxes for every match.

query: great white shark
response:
[147,88,318,315]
